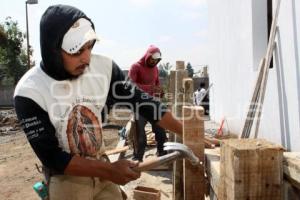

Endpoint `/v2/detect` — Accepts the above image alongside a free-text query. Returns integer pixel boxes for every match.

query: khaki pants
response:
[49,175,123,200]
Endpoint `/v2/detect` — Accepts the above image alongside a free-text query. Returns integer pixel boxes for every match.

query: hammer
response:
[133,142,200,171]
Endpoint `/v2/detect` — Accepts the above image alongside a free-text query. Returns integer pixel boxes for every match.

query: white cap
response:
[62,18,99,54]
[152,52,161,59]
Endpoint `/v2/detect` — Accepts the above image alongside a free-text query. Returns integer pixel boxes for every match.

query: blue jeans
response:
[133,115,167,161]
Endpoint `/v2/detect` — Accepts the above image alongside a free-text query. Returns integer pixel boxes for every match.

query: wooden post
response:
[109,119,133,162]
[219,139,284,200]
[176,61,185,70]
[173,61,188,200]
[169,70,176,106]
[283,152,300,190]
[175,70,187,118]
[183,78,194,105]
[168,70,176,142]
[183,106,205,200]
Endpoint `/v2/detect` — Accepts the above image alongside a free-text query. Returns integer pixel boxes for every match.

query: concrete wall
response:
[207,0,300,151]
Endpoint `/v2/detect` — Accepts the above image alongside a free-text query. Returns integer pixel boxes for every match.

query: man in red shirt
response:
[129,45,167,161]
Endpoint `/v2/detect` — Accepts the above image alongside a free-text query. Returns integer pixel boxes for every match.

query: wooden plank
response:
[168,70,176,142]
[183,106,205,200]
[240,58,265,138]
[283,180,300,200]
[176,61,185,70]
[169,70,176,106]
[133,186,161,200]
[205,148,221,199]
[183,78,194,105]
[175,69,188,118]
[109,120,132,162]
[240,0,281,138]
[108,139,126,162]
[173,65,188,200]
[205,149,300,200]
[283,152,300,190]
[253,42,277,138]
[219,139,284,200]
[126,119,138,157]
[104,146,129,156]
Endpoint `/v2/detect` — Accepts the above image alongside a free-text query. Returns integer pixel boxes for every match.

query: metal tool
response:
[133,142,200,171]
[163,142,200,165]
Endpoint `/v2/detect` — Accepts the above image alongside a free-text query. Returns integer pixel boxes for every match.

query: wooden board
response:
[133,186,161,200]
[183,106,205,200]
[176,61,185,70]
[183,78,194,105]
[108,139,126,162]
[240,0,281,138]
[105,146,129,156]
[169,70,176,106]
[175,70,188,118]
[173,67,188,200]
[108,120,133,162]
[283,152,300,190]
[205,149,300,200]
[219,139,284,200]
[283,180,300,200]
[205,148,221,199]
[168,70,176,142]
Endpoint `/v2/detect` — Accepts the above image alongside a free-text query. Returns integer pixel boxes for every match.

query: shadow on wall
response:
[292,0,300,137]
[274,28,291,150]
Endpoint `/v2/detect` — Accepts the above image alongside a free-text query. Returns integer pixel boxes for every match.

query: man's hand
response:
[109,159,141,185]
[65,156,141,185]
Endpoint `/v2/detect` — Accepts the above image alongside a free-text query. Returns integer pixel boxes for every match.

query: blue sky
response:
[1,0,208,70]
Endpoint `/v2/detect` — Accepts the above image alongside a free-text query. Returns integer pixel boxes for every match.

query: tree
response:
[0,26,7,46]
[0,17,34,86]
[186,62,194,78]
[158,64,167,78]
[158,62,173,78]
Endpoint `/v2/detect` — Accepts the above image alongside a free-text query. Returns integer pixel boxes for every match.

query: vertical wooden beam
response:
[183,106,205,200]
[169,70,176,126]
[175,70,188,118]
[176,61,185,70]
[183,78,194,105]
[169,70,176,104]
[111,119,134,162]
[168,70,176,142]
[173,61,188,200]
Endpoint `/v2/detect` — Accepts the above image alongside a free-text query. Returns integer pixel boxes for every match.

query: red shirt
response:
[129,45,161,96]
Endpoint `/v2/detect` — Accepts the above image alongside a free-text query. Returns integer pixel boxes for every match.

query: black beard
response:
[148,64,156,68]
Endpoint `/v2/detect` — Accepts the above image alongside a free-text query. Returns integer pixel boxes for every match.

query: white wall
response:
[207,0,300,151]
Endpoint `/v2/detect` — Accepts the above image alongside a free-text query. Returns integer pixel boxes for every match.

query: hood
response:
[39,4,94,80]
[137,45,161,68]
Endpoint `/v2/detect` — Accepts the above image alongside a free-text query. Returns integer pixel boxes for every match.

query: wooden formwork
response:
[218,139,284,200]
[183,106,205,200]
[173,61,188,200]
[168,61,206,200]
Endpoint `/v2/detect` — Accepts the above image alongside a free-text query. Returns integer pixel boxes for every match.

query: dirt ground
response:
[0,108,172,200]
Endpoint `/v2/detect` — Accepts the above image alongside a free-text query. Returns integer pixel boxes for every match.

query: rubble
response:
[0,109,21,136]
